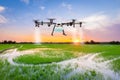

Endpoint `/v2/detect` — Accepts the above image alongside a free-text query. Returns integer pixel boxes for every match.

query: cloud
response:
[82,13,111,30]
[40,6,45,10]
[81,12,120,41]
[21,0,29,4]
[61,2,72,10]
[0,6,5,13]
[0,15,7,23]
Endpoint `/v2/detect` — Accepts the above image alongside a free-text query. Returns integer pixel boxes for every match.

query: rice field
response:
[0,44,120,80]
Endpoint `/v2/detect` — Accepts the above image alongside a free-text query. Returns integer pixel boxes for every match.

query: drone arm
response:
[62,29,67,36]
[61,23,70,26]
[51,24,56,36]
[74,22,83,27]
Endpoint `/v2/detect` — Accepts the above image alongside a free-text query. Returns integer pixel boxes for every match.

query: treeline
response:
[0,40,16,44]
[0,40,34,44]
[0,40,120,44]
[84,40,120,44]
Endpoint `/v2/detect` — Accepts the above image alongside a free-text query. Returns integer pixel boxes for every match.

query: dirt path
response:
[0,49,120,80]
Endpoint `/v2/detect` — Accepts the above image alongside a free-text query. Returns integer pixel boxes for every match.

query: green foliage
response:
[66,70,104,80]
[14,50,74,64]
[18,44,45,50]
[0,59,105,80]
[0,44,120,80]
[0,44,21,53]
[110,59,120,72]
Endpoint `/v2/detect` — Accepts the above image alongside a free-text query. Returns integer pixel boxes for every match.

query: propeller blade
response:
[47,18,56,24]
[72,19,76,23]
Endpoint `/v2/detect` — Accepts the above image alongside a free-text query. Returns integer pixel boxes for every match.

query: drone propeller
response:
[48,18,56,24]
[71,19,76,27]
[33,19,39,23]
[72,19,76,23]
[33,19,40,27]
[78,21,86,27]
[67,19,75,27]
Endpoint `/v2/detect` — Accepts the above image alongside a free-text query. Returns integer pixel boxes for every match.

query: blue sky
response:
[0,0,120,42]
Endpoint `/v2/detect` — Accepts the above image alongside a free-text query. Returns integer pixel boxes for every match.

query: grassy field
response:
[0,44,120,80]
[0,44,16,53]
[14,50,75,64]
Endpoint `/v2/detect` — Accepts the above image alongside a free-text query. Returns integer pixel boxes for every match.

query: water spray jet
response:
[34,27,41,44]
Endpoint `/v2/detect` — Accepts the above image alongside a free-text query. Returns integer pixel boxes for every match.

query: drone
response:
[34,18,84,36]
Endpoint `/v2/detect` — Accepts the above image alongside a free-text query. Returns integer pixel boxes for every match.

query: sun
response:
[74,39,79,43]
[73,39,80,45]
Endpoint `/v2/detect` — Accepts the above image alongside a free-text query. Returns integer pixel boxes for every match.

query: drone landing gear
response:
[51,33,53,36]
[51,30,67,36]
[51,33,67,36]
[63,30,67,36]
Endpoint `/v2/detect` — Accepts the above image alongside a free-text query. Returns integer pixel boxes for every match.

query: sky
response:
[0,0,120,42]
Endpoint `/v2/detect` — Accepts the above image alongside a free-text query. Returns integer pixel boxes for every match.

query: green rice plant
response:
[0,44,21,53]
[0,58,115,80]
[67,70,104,80]
[18,44,45,51]
[14,50,75,64]
[110,59,120,72]
[1,44,120,80]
